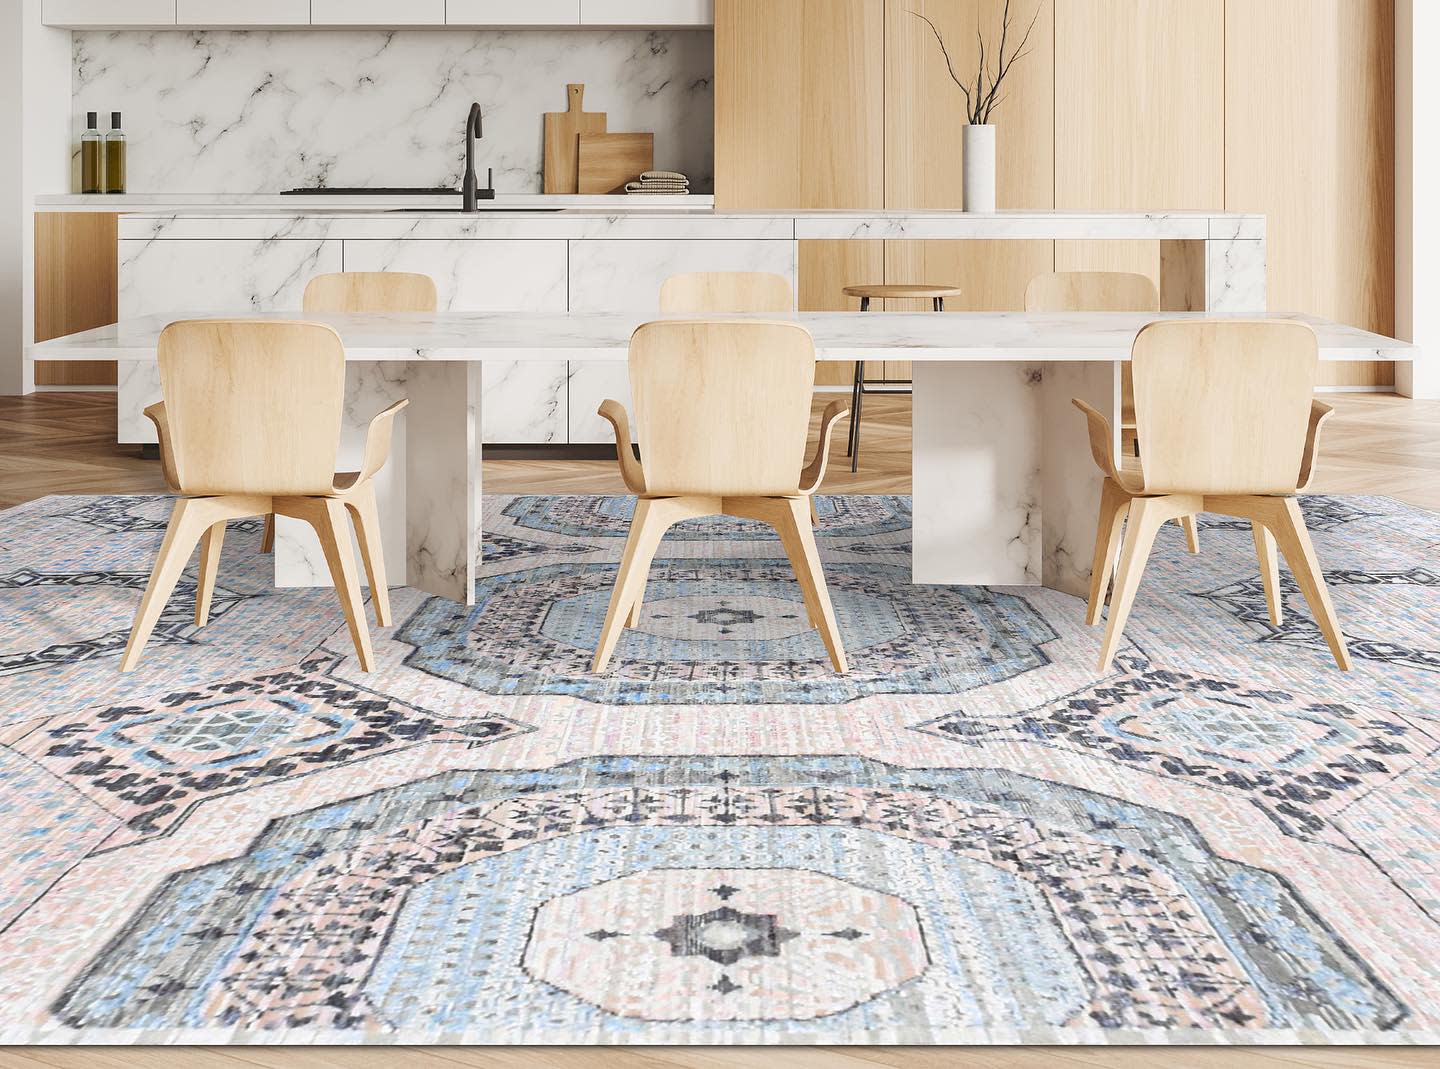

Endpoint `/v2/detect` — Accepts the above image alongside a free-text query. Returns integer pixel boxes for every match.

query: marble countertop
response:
[37,193,716,213]
[31,311,1412,364]
[112,208,1266,242]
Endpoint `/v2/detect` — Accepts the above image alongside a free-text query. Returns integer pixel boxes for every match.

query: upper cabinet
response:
[176,0,308,25]
[311,0,444,24]
[43,0,177,26]
[45,0,711,26]
[580,0,712,25]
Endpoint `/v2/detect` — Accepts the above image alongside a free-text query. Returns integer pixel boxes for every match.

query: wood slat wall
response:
[714,0,1398,390]
[33,212,118,386]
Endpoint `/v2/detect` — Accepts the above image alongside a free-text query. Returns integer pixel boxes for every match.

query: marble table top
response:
[30,311,1416,364]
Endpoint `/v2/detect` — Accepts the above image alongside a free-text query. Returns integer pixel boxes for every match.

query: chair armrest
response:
[598,400,646,494]
[1071,398,1128,486]
[1296,399,1334,492]
[799,399,850,495]
[343,399,409,491]
[143,401,181,492]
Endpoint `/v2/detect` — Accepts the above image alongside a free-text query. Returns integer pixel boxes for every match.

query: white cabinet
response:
[342,239,570,444]
[579,0,711,26]
[43,0,176,26]
[446,0,579,25]
[565,238,794,442]
[176,0,309,24]
[311,0,444,25]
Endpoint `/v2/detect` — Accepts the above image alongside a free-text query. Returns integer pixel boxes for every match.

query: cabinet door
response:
[177,0,308,23]
[310,0,444,24]
[447,0,579,25]
[566,238,795,443]
[580,0,711,26]
[116,238,342,444]
[343,240,570,444]
[43,0,176,26]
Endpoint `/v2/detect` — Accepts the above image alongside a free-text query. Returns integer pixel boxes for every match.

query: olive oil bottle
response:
[104,112,126,194]
[80,112,102,194]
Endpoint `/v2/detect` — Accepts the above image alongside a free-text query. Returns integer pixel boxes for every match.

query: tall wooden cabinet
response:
[715,0,1397,389]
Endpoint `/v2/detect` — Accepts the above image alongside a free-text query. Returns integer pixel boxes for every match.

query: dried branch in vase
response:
[911,0,1043,125]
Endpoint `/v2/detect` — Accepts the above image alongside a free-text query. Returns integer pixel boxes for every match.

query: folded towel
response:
[625,183,690,194]
[642,170,689,183]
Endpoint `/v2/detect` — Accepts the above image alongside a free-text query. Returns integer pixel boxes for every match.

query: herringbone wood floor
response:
[0,390,1437,1069]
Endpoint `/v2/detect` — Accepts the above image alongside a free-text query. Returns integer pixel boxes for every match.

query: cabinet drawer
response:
[446,0,579,25]
[43,0,176,26]
[176,0,308,24]
[580,0,711,26]
[311,0,444,24]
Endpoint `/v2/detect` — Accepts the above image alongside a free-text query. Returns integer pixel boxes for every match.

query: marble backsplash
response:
[71,28,713,194]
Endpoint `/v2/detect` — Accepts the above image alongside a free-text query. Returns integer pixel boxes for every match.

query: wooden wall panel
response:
[1225,0,1395,388]
[34,212,118,386]
[1053,0,1225,282]
[883,0,1055,379]
[800,240,885,384]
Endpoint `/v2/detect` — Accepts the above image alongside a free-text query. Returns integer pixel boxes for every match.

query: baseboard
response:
[484,444,616,460]
[1314,386,1394,394]
[32,384,117,393]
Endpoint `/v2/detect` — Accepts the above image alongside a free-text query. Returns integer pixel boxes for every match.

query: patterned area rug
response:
[0,492,1437,1045]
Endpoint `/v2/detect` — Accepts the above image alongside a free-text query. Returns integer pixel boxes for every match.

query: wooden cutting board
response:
[577,132,655,195]
[543,85,607,194]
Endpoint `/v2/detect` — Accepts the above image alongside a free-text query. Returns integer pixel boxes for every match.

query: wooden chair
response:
[257,271,437,553]
[593,319,851,673]
[121,319,406,674]
[841,283,962,472]
[1025,270,1201,556]
[1073,319,1349,673]
[659,271,793,314]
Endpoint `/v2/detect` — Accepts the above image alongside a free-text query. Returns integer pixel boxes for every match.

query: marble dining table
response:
[29,309,1418,605]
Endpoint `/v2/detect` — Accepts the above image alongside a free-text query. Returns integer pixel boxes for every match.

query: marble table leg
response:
[911,360,1121,596]
[273,361,480,605]
[911,362,1042,585]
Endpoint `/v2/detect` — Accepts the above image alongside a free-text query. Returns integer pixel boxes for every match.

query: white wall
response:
[1396,0,1438,398]
[71,28,714,194]
[1,1,71,396]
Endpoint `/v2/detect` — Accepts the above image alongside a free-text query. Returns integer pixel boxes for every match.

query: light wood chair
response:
[594,319,850,673]
[659,271,794,314]
[841,283,962,472]
[1073,319,1349,673]
[122,319,406,674]
[256,271,437,553]
[1024,270,1201,556]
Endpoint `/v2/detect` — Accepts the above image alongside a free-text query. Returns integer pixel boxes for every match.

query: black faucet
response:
[462,101,494,211]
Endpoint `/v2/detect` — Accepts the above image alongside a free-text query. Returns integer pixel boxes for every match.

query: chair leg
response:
[1179,514,1200,554]
[595,497,708,672]
[260,513,275,553]
[1253,521,1283,626]
[1086,478,1132,627]
[1264,497,1351,670]
[344,482,392,628]
[776,497,847,673]
[121,495,265,672]
[1097,495,1199,673]
[282,497,375,672]
[195,520,226,627]
[846,362,862,459]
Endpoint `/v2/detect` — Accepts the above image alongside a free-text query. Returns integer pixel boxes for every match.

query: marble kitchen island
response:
[31,205,1295,599]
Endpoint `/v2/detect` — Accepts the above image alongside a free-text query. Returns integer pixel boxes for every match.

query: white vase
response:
[962,123,996,213]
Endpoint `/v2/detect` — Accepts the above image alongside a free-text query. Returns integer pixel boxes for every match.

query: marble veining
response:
[72,29,714,194]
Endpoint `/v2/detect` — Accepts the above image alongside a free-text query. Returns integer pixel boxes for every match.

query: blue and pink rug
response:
[0,493,1436,1044]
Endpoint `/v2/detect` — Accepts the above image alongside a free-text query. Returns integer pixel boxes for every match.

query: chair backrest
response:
[630,320,816,496]
[157,320,346,496]
[1024,271,1159,312]
[1131,319,1319,495]
[303,271,438,313]
[659,272,794,314]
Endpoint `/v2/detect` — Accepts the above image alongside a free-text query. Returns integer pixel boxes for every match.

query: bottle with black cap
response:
[80,112,102,194]
[104,112,126,194]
